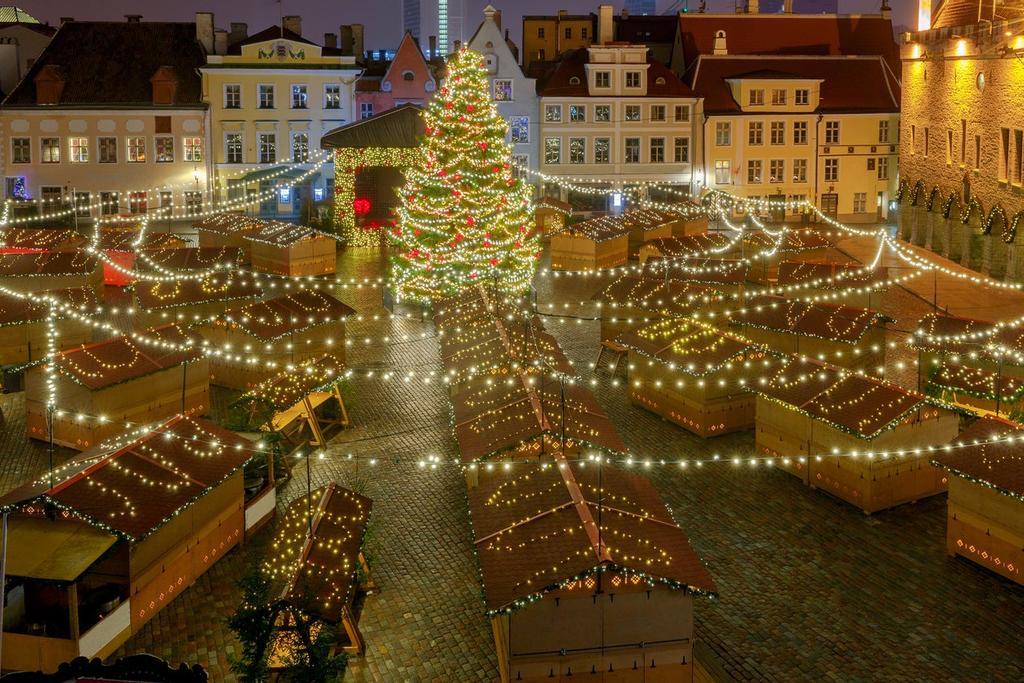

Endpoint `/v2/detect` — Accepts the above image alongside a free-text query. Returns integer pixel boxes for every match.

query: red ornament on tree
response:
[489,258,498,266]
[353,197,372,216]
[467,104,475,112]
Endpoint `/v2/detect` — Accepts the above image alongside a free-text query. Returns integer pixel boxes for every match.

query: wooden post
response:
[341,605,365,655]
[302,395,325,446]
[68,583,80,641]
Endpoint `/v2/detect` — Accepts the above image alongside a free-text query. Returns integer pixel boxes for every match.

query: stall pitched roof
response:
[932,417,1024,500]
[133,274,260,312]
[217,290,355,341]
[593,275,723,317]
[776,260,888,289]
[193,212,266,237]
[96,228,186,252]
[238,353,345,413]
[320,103,425,149]
[242,221,325,247]
[467,462,716,612]
[642,255,749,285]
[926,364,1024,403]
[0,286,97,326]
[617,318,764,375]
[0,228,83,251]
[0,250,97,276]
[0,415,258,541]
[4,515,117,582]
[267,483,372,623]
[136,246,243,272]
[733,296,885,343]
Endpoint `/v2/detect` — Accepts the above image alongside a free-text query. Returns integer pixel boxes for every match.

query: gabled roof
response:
[926,363,1024,403]
[732,296,885,343]
[691,55,899,114]
[539,47,693,98]
[321,103,425,149]
[617,318,765,376]
[380,31,435,90]
[0,6,56,36]
[933,416,1024,500]
[136,246,243,272]
[777,260,888,289]
[97,228,186,252]
[0,228,83,251]
[467,462,716,612]
[133,274,260,312]
[0,250,97,276]
[0,287,96,327]
[228,25,317,54]
[0,415,258,542]
[593,275,723,317]
[642,255,749,285]
[238,353,345,413]
[3,21,205,107]
[217,290,355,341]
[676,12,900,78]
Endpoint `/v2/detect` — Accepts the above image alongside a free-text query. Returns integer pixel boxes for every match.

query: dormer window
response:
[569,76,581,86]
[795,88,810,105]
[655,76,666,85]
[749,89,764,106]
[594,71,610,88]
[403,70,415,81]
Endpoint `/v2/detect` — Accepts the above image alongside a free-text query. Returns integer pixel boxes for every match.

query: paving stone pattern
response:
[1,245,1022,681]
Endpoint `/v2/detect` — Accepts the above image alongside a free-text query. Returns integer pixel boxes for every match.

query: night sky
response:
[19,0,917,51]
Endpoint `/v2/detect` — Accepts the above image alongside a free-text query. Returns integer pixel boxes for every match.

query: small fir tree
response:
[390,48,539,302]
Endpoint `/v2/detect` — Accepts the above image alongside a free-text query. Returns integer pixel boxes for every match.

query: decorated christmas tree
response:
[390,48,539,302]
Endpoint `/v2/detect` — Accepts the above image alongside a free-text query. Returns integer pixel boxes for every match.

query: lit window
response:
[292,132,309,162]
[291,84,308,109]
[324,84,342,109]
[259,133,276,164]
[127,137,146,163]
[226,133,243,164]
[155,136,174,163]
[493,79,513,101]
[544,137,560,164]
[544,104,562,122]
[569,104,586,122]
[69,137,88,163]
[569,137,585,164]
[184,137,203,162]
[41,137,60,163]
[594,138,610,164]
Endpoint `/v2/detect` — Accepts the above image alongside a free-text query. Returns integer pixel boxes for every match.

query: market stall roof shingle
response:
[96,228,186,252]
[193,213,266,237]
[242,221,324,247]
[617,318,765,376]
[133,275,260,311]
[0,286,96,326]
[320,103,425,149]
[467,462,716,613]
[554,215,631,242]
[0,228,83,251]
[743,229,834,253]
[777,260,888,289]
[0,415,258,541]
[643,234,737,259]
[239,353,345,413]
[136,246,244,272]
[51,323,204,390]
[926,364,1024,403]
[642,256,749,285]
[733,296,885,343]
[933,416,1024,500]
[0,250,97,276]
[593,276,723,317]
[908,312,1024,360]
[218,290,355,341]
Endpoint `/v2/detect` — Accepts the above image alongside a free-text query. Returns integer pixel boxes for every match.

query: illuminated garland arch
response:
[941,190,961,218]
[1003,210,1024,244]
[895,179,909,203]
[926,186,943,211]
[333,147,421,248]
[960,196,985,225]
[910,180,927,206]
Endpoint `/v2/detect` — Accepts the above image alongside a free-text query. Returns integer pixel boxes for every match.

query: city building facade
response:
[355,31,437,119]
[0,7,56,97]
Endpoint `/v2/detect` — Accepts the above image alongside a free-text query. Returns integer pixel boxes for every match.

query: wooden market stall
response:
[638,233,737,265]
[0,415,258,673]
[94,228,187,286]
[592,274,724,342]
[0,652,209,682]
[198,290,354,390]
[617,318,767,437]
[776,260,889,310]
[0,287,96,367]
[467,460,716,683]
[911,312,1024,390]
[618,208,677,258]
[0,228,83,254]
[666,202,709,236]
[740,229,834,284]
[0,251,103,299]
[244,221,337,277]
[731,296,888,372]
[549,216,629,271]
[263,483,373,666]
[24,323,209,450]
[924,363,1024,418]
[195,213,265,262]
[131,274,261,330]
[135,245,243,274]
[755,356,960,513]
[642,256,750,300]
[932,417,1024,585]
[533,196,572,236]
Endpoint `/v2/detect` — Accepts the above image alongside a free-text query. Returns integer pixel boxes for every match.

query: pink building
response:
[355,31,437,119]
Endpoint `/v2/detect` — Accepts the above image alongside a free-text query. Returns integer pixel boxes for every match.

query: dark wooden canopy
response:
[320,103,424,149]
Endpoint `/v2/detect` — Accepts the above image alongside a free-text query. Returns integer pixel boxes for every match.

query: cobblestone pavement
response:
[2,240,1023,682]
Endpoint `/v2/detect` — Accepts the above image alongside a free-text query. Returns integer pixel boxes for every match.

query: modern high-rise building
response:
[623,0,657,15]
[403,0,420,40]
[438,0,448,55]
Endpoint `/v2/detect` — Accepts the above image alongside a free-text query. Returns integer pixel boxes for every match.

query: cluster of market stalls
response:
[433,285,716,682]
[581,211,1024,586]
[0,216,380,672]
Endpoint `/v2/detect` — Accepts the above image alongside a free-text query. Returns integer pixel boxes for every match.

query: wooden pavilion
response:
[131,274,261,330]
[533,196,572,236]
[637,233,736,265]
[0,287,96,367]
[134,246,243,274]
[755,356,960,513]
[730,296,888,372]
[467,461,716,682]
[739,229,834,284]
[911,312,1024,388]
[263,483,373,665]
[0,251,103,299]
[549,216,629,271]
[0,415,257,673]
[642,256,749,300]
[617,318,767,437]
[24,323,208,449]
[194,213,265,262]
[776,261,889,310]
[932,417,1024,585]
[924,364,1024,417]
[198,290,354,390]
[244,221,337,277]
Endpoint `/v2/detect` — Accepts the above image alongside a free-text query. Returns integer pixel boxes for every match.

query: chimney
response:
[282,15,301,37]
[214,29,228,55]
[713,30,727,55]
[150,66,179,105]
[351,24,364,61]
[125,14,142,23]
[429,35,437,58]
[598,4,614,45]
[454,39,462,51]
[747,0,760,13]
[558,10,568,18]
[229,22,247,44]
[880,0,892,20]
[59,16,74,24]
[34,64,66,105]
[621,9,630,18]
[494,10,502,31]
[324,32,338,49]
[195,12,214,54]
[339,25,353,53]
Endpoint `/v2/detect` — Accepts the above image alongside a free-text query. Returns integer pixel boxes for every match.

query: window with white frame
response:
[155,136,174,163]
[795,88,809,105]
[853,192,867,213]
[715,122,731,146]
[127,136,146,162]
[747,160,762,184]
[226,133,243,163]
[224,84,241,109]
[511,154,529,179]
[748,121,763,146]
[771,89,787,105]
[714,160,731,184]
[129,191,147,214]
[259,133,276,163]
[493,79,513,101]
[625,105,641,121]
[769,159,784,183]
[185,191,202,216]
[674,137,689,163]
[569,137,585,164]
[625,71,641,88]
[650,105,666,122]
[793,158,808,182]
[824,157,839,181]
[510,116,529,144]
[544,137,560,164]
[258,84,275,109]
[360,102,374,119]
[748,89,764,106]
[184,137,202,162]
[770,121,785,145]
[292,132,309,162]
[650,138,665,163]
[878,120,890,143]
[569,104,586,122]
[324,84,342,109]
[160,190,172,209]
[595,71,610,88]
[595,105,610,122]
[674,105,689,122]
[825,120,840,144]
[291,85,308,109]
[877,157,889,180]
[624,137,640,163]
[42,137,60,163]
[594,138,610,164]
[69,137,88,163]
[11,138,29,164]
[99,137,117,163]
[793,121,808,145]
[544,104,561,122]
[100,192,119,215]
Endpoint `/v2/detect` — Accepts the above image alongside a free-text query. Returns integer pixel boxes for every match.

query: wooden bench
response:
[595,340,629,377]
[265,386,350,452]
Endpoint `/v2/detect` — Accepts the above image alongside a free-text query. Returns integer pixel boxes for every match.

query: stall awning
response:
[5,516,117,582]
[228,166,322,185]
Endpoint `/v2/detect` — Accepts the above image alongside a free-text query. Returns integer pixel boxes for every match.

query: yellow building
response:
[693,54,899,223]
[522,10,596,70]
[200,17,360,220]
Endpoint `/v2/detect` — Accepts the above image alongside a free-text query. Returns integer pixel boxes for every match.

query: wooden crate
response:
[550,233,628,271]
[249,236,337,277]
[945,477,1023,584]
[24,360,210,450]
